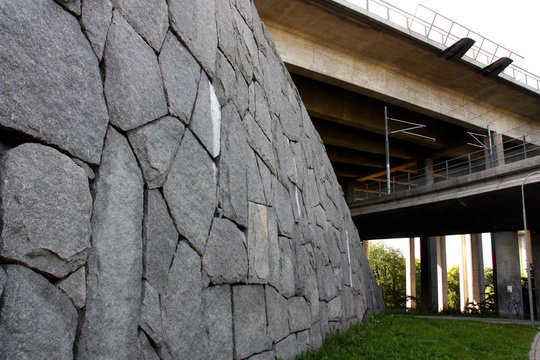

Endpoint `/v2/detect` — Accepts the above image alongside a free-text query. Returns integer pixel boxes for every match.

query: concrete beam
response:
[292,74,465,151]
[255,0,540,139]
[326,145,388,169]
[313,118,418,159]
[350,156,540,217]
[350,158,540,239]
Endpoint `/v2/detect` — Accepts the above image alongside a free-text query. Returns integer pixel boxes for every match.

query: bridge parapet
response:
[340,0,540,91]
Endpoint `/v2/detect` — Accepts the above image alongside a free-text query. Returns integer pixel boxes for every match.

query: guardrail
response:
[347,129,540,203]
[343,0,540,91]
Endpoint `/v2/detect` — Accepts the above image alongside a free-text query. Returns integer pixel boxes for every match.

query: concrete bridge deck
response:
[349,156,540,239]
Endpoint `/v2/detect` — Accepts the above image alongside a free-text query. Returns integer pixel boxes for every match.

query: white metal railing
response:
[347,129,540,203]
[343,0,540,91]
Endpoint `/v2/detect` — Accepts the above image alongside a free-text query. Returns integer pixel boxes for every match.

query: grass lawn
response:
[298,314,538,360]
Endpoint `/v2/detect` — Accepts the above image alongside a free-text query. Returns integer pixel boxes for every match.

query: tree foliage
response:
[447,265,460,310]
[369,243,406,308]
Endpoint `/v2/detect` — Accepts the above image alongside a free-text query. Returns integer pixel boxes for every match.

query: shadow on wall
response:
[0,0,383,359]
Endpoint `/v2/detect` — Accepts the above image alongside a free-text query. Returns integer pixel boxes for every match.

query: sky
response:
[349,0,540,76]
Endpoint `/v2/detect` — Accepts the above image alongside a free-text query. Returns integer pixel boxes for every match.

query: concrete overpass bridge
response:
[254,0,540,318]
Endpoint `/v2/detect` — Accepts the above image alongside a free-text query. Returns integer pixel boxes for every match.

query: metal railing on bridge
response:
[348,129,540,203]
[343,0,540,91]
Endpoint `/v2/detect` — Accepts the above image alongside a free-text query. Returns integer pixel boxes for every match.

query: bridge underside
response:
[354,182,540,239]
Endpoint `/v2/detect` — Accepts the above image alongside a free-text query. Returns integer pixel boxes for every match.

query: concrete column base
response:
[492,232,524,319]
[406,237,417,309]
[421,236,438,312]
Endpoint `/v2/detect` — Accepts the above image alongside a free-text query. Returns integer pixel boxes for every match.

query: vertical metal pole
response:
[366,184,369,200]
[393,176,396,193]
[378,181,381,197]
[487,125,494,168]
[523,136,528,159]
[468,154,472,174]
[384,106,391,195]
[408,172,411,190]
[445,160,449,180]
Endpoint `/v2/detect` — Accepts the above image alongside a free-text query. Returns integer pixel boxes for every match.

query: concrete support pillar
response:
[484,131,504,169]
[492,232,524,319]
[470,234,485,304]
[492,131,505,167]
[420,236,438,312]
[460,235,471,311]
[531,232,540,315]
[362,240,369,260]
[518,231,532,276]
[436,236,448,312]
[460,234,485,310]
[406,237,417,308]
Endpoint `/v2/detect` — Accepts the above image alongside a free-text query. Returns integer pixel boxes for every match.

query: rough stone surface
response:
[310,322,323,350]
[233,285,272,359]
[213,50,237,105]
[275,334,297,360]
[244,112,276,173]
[164,130,217,254]
[143,190,179,296]
[273,178,295,236]
[138,332,160,360]
[110,0,168,51]
[203,218,248,284]
[77,128,144,359]
[0,143,92,278]
[128,116,185,189]
[162,241,209,360]
[204,285,233,360]
[192,74,221,158]
[0,267,5,298]
[73,158,96,180]
[247,350,277,360]
[140,281,162,346]
[296,330,310,355]
[288,296,312,333]
[81,0,113,61]
[104,11,168,130]
[247,149,267,204]
[57,0,81,15]
[327,296,343,321]
[159,32,201,124]
[248,202,269,284]
[168,0,218,76]
[265,285,290,343]
[57,266,86,309]
[0,265,77,359]
[219,103,249,226]
[0,0,109,164]
[278,236,296,298]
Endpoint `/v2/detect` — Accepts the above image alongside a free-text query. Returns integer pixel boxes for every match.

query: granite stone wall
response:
[0,0,383,359]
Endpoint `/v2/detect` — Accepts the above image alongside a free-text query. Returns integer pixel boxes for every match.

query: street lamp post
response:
[521,171,540,327]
